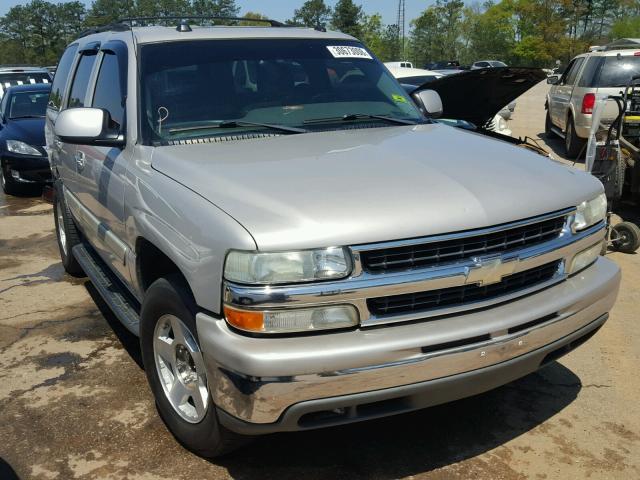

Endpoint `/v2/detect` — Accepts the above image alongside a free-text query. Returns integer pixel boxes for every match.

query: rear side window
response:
[92,52,125,129]
[596,55,640,87]
[48,44,78,110]
[564,57,584,85]
[68,53,97,108]
[578,57,604,87]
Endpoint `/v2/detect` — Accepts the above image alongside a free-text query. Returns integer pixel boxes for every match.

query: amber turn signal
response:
[223,306,264,332]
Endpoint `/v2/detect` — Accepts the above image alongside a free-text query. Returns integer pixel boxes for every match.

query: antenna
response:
[397,0,406,59]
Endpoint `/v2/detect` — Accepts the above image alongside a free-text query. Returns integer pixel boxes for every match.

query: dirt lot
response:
[1,83,639,480]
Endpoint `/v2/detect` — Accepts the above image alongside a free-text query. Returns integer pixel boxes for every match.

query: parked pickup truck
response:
[46,18,620,457]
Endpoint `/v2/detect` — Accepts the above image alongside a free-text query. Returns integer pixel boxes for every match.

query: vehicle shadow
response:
[84,282,144,369]
[219,362,581,479]
[537,132,585,164]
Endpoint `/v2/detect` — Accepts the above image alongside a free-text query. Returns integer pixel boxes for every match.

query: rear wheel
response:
[565,116,585,158]
[611,222,640,253]
[140,275,249,457]
[53,182,85,277]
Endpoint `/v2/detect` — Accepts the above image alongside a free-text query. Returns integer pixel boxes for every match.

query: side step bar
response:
[73,243,141,336]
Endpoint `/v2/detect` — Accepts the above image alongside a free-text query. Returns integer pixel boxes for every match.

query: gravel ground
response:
[1,82,639,480]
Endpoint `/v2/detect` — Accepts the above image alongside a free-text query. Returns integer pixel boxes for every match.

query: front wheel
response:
[140,274,249,457]
[53,182,85,277]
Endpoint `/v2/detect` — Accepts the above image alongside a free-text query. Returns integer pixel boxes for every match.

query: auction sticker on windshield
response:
[327,46,373,60]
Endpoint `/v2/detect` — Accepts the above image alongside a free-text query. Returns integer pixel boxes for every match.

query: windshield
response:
[0,72,51,99]
[597,56,640,87]
[8,90,49,119]
[140,39,423,145]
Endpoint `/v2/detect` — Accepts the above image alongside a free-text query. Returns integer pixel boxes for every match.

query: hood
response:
[415,67,546,127]
[151,124,602,251]
[0,117,46,149]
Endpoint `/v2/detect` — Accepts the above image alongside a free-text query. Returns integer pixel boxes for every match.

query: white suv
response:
[546,47,640,158]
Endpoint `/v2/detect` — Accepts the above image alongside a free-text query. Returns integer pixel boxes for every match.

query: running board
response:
[73,243,141,336]
[551,126,565,139]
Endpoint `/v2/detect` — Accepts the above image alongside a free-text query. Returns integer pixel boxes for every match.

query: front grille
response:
[367,260,562,316]
[360,215,566,273]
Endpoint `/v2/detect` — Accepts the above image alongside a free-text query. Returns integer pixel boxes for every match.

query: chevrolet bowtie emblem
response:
[465,255,518,286]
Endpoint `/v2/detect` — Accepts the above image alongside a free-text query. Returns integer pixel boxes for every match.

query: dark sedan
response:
[0,83,51,195]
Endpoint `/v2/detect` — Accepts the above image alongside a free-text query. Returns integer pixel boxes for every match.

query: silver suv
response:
[546,47,640,157]
[46,18,620,457]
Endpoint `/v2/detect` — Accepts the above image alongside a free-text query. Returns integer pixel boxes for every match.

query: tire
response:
[545,110,557,138]
[565,116,585,159]
[611,221,640,253]
[1,161,23,196]
[53,182,85,277]
[140,274,249,457]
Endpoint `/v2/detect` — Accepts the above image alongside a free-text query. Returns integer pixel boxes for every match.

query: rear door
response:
[550,57,584,130]
[73,40,130,278]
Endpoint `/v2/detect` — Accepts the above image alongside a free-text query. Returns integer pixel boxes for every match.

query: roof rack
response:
[78,22,131,39]
[117,16,287,28]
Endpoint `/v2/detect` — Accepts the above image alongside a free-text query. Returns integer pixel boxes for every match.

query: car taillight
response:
[634,51,640,56]
[582,93,595,114]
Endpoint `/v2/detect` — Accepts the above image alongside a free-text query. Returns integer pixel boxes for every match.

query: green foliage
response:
[290,0,332,28]
[0,0,635,69]
[611,16,640,37]
[331,0,363,38]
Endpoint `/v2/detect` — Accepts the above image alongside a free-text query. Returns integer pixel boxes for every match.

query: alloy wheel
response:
[56,200,67,255]
[153,314,209,423]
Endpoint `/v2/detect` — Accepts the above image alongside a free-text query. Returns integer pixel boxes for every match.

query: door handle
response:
[74,151,86,172]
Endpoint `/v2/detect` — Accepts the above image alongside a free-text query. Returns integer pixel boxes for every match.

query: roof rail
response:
[117,16,287,28]
[77,22,131,39]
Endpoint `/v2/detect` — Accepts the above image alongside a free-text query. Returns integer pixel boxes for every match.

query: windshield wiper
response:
[10,115,44,119]
[304,113,418,126]
[169,120,307,135]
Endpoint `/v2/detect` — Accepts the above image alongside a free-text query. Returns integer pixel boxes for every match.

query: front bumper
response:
[197,256,620,431]
[1,152,52,184]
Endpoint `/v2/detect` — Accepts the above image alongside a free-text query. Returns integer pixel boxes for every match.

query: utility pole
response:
[397,0,405,60]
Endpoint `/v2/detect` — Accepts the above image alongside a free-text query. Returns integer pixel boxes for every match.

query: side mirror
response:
[547,75,560,85]
[54,107,124,147]
[412,89,443,118]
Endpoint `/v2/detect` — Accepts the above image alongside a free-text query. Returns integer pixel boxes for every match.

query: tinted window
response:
[68,53,97,108]
[596,56,640,87]
[140,39,422,145]
[564,57,584,85]
[92,52,125,129]
[9,91,50,118]
[489,61,507,67]
[578,57,604,87]
[48,45,78,110]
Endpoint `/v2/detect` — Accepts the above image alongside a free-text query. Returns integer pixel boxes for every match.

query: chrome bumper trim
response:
[200,257,621,424]
[223,220,606,325]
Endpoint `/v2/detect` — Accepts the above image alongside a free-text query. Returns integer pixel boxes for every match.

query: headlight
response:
[567,242,602,275]
[573,193,607,231]
[224,304,359,334]
[224,247,351,284]
[6,140,41,156]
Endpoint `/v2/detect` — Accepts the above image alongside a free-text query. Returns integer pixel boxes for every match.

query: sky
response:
[0,0,436,26]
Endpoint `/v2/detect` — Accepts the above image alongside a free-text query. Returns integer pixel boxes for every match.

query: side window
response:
[578,57,604,87]
[564,58,584,86]
[48,44,78,110]
[0,94,8,120]
[92,52,125,130]
[67,53,98,108]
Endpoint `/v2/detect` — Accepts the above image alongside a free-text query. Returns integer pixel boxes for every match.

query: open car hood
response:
[413,67,546,127]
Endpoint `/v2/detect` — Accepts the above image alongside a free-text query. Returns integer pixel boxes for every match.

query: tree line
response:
[0,0,638,68]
